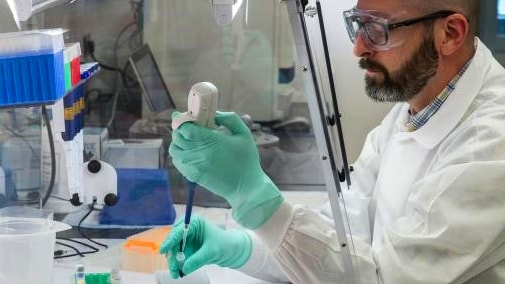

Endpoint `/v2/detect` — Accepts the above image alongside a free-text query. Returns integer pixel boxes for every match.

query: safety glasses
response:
[343,7,456,50]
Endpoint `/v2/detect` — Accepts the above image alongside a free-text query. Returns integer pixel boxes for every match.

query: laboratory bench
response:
[53,262,274,284]
[51,191,328,283]
[53,237,274,284]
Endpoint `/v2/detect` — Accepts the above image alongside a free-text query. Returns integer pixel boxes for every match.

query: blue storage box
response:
[0,29,66,107]
[0,50,65,107]
[99,168,176,226]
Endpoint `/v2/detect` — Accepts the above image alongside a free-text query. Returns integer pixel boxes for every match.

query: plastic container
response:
[0,29,66,107]
[0,206,70,284]
[122,226,171,273]
[99,168,176,226]
[0,29,65,55]
[0,50,65,106]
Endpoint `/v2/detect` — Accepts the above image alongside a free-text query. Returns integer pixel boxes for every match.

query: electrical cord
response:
[57,237,100,253]
[106,91,120,132]
[113,21,136,66]
[77,200,109,249]
[89,51,138,92]
[87,25,137,89]
[111,21,140,90]
[41,105,56,207]
[89,52,128,78]
[83,1,143,127]
[54,237,102,259]
[55,241,84,258]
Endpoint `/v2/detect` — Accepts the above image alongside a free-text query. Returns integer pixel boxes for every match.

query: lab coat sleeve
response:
[238,232,292,283]
[252,201,379,284]
[237,194,378,283]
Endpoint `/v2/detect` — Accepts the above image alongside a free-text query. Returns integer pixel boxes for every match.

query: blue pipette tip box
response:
[99,168,176,226]
[0,29,66,108]
[0,50,65,107]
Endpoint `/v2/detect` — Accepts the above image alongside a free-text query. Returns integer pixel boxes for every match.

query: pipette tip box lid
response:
[0,29,66,107]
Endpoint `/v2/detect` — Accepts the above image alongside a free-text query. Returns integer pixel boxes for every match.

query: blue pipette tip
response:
[177,180,197,278]
[184,181,197,225]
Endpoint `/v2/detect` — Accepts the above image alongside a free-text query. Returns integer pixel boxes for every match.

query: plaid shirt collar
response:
[404,60,472,132]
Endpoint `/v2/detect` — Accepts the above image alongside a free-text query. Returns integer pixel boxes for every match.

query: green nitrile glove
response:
[159,216,252,279]
[169,111,283,229]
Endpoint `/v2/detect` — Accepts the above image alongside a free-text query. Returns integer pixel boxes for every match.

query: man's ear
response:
[437,14,469,56]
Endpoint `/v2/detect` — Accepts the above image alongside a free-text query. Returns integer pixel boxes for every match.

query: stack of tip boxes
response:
[0,29,69,107]
[64,42,81,92]
[62,42,83,141]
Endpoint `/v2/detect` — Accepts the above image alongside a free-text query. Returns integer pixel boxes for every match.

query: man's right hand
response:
[159,216,252,278]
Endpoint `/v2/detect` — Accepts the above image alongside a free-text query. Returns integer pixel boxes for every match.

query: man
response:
[161,0,505,283]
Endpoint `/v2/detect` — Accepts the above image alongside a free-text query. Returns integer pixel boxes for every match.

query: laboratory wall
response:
[479,0,505,66]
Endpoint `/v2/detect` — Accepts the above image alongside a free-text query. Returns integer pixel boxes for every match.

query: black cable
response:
[90,51,138,90]
[77,200,109,249]
[90,52,126,75]
[55,241,84,258]
[54,248,100,259]
[54,252,96,259]
[111,21,140,89]
[54,253,81,259]
[84,88,103,99]
[54,238,101,259]
[88,20,139,90]
[41,105,56,207]
[57,237,100,253]
[113,21,136,65]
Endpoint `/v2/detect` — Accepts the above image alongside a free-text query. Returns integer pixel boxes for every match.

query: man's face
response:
[350,0,442,103]
[360,29,439,102]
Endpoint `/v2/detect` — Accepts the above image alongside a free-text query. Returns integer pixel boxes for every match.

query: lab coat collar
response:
[402,38,490,149]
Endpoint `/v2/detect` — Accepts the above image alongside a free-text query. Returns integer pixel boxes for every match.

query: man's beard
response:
[359,31,439,103]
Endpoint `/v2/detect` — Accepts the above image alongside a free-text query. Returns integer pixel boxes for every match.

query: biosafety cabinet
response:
[0,0,502,282]
[0,0,398,283]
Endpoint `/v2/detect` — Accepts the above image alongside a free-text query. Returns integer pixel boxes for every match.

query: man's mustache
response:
[359,58,388,74]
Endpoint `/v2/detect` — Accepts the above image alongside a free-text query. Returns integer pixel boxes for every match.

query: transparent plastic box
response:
[0,29,65,56]
[122,226,171,273]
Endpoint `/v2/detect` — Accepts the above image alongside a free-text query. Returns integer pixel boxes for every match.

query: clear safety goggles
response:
[343,7,456,50]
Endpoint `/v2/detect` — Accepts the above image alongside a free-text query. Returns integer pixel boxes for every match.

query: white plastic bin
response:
[0,207,70,284]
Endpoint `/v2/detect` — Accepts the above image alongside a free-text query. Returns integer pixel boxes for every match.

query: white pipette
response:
[171,82,219,277]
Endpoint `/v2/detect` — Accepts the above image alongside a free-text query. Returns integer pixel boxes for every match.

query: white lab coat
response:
[238,39,505,283]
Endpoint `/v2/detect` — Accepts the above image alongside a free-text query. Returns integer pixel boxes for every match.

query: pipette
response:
[176,180,197,277]
[182,180,197,246]
[171,82,219,278]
